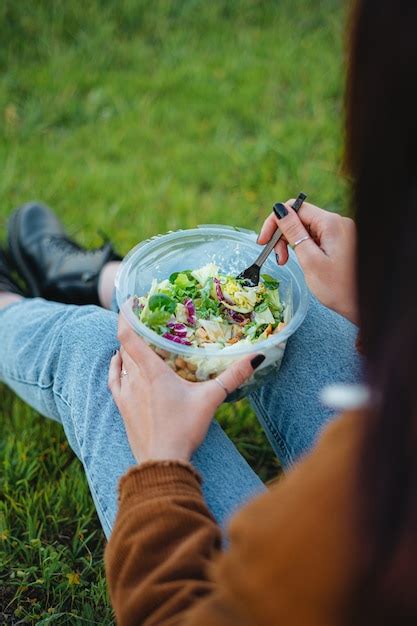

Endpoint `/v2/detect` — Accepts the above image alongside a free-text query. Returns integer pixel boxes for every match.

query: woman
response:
[94,0,417,623]
[1,1,415,625]
[101,0,417,626]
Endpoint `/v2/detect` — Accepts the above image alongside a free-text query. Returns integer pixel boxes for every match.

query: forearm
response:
[105,461,222,626]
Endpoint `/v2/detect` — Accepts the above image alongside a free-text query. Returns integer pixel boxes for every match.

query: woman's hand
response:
[258,199,358,324]
[109,316,263,464]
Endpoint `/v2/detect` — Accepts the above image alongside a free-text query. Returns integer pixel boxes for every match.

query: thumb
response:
[208,354,265,404]
[273,203,321,267]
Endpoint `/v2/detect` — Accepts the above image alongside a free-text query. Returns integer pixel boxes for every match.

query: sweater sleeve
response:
[104,460,223,626]
[105,412,361,626]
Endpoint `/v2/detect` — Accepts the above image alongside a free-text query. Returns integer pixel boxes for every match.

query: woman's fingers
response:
[257,199,323,266]
[257,213,278,245]
[207,354,263,405]
[118,315,168,375]
[276,203,311,245]
[274,237,289,265]
[275,204,322,269]
[257,213,290,265]
[108,350,122,398]
[257,198,310,245]
[119,346,137,377]
[258,200,330,242]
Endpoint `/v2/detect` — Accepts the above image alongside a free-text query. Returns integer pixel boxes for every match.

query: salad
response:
[131,263,286,382]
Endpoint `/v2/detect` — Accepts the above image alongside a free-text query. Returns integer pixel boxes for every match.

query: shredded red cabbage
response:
[163,332,192,345]
[225,308,246,324]
[132,296,144,315]
[184,298,197,326]
[213,278,234,305]
[167,322,188,337]
[213,278,224,301]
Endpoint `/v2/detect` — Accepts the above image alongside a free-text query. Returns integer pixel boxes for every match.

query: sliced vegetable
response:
[195,294,221,319]
[261,273,279,290]
[175,273,196,290]
[167,322,188,337]
[133,262,286,351]
[265,288,283,320]
[184,298,197,326]
[132,296,144,315]
[141,309,172,329]
[224,308,246,324]
[191,263,218,286]
[213,277,223,301]
[163,332,192,346]
[215,278,241,308]
[148,293,176,314]
[254,307,275,327]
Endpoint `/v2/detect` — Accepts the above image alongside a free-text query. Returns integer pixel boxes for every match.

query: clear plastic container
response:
[115,225,309,401]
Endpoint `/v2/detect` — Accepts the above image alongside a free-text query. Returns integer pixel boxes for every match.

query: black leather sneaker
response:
[8,202,121,305]
[0,248,25,296]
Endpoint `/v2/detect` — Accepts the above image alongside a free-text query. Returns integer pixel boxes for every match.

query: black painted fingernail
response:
[251,354,265,370]
[273,202,288,219]
[275,253,280,264]
[111,349,118,356]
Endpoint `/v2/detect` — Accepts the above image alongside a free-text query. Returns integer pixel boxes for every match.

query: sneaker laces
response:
[46,235,110,256]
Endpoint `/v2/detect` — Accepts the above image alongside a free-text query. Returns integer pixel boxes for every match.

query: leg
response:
[250,293,363,469]
[0,298,265,538]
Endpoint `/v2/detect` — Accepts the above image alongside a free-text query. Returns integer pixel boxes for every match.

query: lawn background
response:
[0,1,346,623]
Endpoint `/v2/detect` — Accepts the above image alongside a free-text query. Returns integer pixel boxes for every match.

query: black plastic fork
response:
[236,192,307,286]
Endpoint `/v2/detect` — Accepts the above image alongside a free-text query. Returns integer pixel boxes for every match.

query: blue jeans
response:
[0,294,361,538]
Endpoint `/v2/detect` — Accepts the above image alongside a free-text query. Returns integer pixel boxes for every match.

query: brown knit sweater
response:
[105,411,363,625]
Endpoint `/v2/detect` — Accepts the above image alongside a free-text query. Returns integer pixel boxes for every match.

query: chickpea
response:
[176,369,189,380]
[175,356,187,370]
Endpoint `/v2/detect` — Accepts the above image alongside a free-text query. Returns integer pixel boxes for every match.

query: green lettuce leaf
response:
[148,293,177,314]
[261,273,279,290]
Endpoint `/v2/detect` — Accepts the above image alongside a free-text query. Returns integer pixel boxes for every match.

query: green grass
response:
[0,1,346,622]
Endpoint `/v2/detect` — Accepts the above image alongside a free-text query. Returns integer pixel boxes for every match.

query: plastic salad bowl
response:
[115,225,309,402]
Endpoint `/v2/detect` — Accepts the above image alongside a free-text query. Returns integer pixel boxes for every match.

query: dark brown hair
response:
[345,0,417,623]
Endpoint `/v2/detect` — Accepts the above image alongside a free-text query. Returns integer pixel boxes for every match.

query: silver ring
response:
[120,369,129,379]
[292,235,310,249]
[214,377,230,397]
